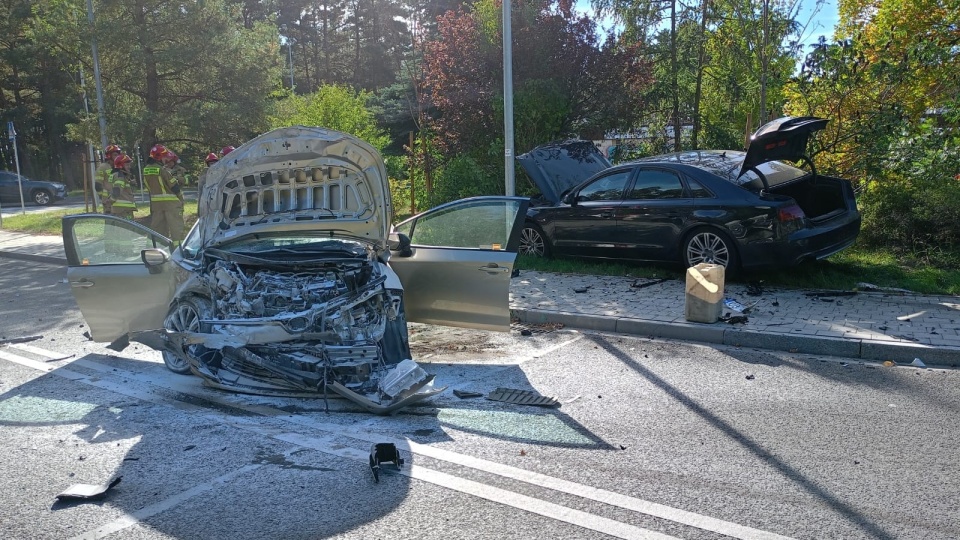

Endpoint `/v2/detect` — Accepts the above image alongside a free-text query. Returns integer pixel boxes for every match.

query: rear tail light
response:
[777,204,806,234]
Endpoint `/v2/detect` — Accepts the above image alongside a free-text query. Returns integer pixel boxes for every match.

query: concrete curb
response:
[512,308,960,368]
[0,250,67,266]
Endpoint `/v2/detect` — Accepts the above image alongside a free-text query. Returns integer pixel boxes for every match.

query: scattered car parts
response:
[369,443,404,483]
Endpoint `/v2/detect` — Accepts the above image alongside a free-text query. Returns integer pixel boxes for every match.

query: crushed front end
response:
[134,238,443,414]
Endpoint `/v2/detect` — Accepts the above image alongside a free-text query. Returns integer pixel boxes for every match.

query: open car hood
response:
[738,116,828,177]
[516,140,611,204]
[199,126,390,248]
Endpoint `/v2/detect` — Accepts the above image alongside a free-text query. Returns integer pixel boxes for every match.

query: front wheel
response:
[31,189,52,206]
[683,228,738,274]
[162,297,212,374]
[519,223,551,257]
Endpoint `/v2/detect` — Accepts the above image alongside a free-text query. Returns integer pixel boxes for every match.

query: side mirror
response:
[142,248,170,274]
[562,192,577,206]
[388,232,413,257]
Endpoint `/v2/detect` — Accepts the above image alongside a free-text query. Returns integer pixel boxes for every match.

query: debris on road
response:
[55,477,122,503]
[911,358,927,368]
[724,298,747,313]
[0,335,43,345]
[369,443,404,483]
[804,291,857,298]
[721,314,749,324]
[856,282,914,294]
[630,277,667,289]
[487,387,560,407]
[453,389,483,399]
[745,374,755,380]
[573,286,592,293]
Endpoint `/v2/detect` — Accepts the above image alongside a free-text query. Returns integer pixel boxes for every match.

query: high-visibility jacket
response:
[95,162,113,202]
[142,160,181,203]
[109,170,137,210]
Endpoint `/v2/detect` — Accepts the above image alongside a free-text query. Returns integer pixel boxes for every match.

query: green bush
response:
[858,120,960,260]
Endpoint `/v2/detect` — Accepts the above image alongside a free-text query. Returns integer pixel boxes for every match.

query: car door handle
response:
[595,212,615,218]
[70,279,95,288]
[478,264,509,274]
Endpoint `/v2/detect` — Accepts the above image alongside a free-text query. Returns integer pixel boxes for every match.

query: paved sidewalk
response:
[2,228,959,367]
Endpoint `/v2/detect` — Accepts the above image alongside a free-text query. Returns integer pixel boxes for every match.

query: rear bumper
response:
[740,212,861,270]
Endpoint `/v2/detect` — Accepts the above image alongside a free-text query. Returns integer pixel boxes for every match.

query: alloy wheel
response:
[519,226,547,257]
[33,190,51,206]
[685,230,731,268]
[162,301,203,374]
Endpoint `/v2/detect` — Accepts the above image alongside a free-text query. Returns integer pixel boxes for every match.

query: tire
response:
[162,297,212,374]
[31,189,52,206]
[519,223,551,258]
[683,228,738,274]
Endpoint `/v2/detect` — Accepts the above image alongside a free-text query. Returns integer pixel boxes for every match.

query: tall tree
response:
[91,0,282,153]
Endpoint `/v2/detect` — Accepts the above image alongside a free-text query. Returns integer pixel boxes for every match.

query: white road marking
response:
[9,342,75,360]
[2,344,794,540]
[69,464,264,540]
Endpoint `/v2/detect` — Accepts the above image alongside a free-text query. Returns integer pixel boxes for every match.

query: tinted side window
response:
[578,170,632,202]
[686,177,714,198]
[627,169,684,199]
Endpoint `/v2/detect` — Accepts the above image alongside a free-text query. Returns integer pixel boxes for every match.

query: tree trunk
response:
[692,0,710,150]
[671,0,681,152]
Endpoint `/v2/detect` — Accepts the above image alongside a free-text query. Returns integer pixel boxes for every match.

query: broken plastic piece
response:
[55,476,122,502]
[723,298,746,312]
[369,443,404,483]
[0,335,43,345]
[453,389,483,399]
[487,387,560,407]
[910,358,926,368]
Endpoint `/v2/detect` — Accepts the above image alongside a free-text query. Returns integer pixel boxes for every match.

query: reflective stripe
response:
[151,194,180,201]
[112,201,136,208]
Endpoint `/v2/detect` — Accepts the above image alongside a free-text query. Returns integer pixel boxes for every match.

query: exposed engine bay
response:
[133,239,443,414]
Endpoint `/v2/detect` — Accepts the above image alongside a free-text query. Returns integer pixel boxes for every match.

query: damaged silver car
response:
[63,126,528,414]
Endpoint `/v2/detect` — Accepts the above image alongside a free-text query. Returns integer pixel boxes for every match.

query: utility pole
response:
[87,0,108,151]
[502,0,515,196]
[80,66,100,212]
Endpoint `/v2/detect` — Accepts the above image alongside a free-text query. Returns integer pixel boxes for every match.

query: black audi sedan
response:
[516,117,861,273]
[0,170,68,206]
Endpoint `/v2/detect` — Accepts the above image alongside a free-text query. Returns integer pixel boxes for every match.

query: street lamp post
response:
[503,0,515,196]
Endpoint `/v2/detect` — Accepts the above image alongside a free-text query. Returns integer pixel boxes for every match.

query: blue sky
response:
[574,0,840,49]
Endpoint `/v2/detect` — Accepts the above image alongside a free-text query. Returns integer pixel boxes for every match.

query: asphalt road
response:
[1,257,959,540]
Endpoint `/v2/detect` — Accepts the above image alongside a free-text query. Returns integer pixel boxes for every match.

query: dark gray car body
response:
[516,117,861,271]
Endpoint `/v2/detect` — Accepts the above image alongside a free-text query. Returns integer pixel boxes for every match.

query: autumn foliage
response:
[423,0,652,156]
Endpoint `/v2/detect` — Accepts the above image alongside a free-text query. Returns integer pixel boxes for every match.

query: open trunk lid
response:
[739,116,828,178]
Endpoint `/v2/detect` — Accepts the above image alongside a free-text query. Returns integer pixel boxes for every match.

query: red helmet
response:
[105,144,122,158]
[205,152,219,164]
[161,150,179,164]
[113,154,133,168]
[220,146,235,157]
[149,144,168,160]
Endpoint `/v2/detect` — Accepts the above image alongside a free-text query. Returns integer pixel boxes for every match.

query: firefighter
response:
[143,145,184,242]
[109,154,137,219]
[162,150,190,189]
[103,153,137,255]
[96,144,122,214]
[219,145,236,160]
